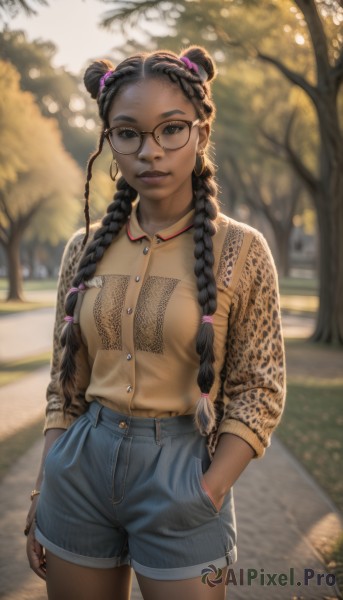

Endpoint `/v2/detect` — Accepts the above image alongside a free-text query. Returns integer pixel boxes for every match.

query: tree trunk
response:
[311,169,343,344]
[276,230,291,278]
[5,232,24,301]
[309,76,343,344]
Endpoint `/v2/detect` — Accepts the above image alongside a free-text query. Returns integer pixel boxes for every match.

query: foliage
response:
[0,60,83,245]
[0,28,99,169]
[0,0,47,20]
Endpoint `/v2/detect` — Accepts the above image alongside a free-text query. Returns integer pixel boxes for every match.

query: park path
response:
[0,308,342,599]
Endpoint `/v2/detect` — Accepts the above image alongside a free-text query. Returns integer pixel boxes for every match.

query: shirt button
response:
[143,247,149,255]
[126,307,133,315]
[119,421,127,429]
[156,238,161,244]
[126,385,133,393]
[127,353,132,361]
[135,276,140,282]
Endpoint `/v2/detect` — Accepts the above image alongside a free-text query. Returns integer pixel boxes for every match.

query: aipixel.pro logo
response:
[201,564,223,587]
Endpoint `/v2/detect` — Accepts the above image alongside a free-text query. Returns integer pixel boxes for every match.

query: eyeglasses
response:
[103,119,200,155]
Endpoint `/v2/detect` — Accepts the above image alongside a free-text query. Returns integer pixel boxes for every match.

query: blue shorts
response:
[36,400,237,580]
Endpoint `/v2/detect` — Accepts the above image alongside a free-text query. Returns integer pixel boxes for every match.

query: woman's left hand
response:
[200,471,227,512]
[199,433,256,511]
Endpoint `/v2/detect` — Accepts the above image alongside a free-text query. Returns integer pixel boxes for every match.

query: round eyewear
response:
[104,119,200,155]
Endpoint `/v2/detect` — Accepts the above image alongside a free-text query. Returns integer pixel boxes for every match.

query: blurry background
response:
[0,1,342,598]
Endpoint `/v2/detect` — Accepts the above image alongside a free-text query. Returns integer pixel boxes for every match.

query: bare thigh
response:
[45,550,132,600]
[136,567,228,600]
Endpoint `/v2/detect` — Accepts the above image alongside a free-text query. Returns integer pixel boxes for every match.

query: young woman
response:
[25,46,286,600]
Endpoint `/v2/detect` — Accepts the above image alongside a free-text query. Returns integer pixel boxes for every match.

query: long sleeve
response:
[44,230,91,432]
[217,231,286,458]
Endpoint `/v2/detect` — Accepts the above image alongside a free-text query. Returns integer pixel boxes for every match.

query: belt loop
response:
[155,418,161,445]
[91,401,103,428]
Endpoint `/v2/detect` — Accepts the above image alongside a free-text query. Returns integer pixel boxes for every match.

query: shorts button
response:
[119,421,127,429]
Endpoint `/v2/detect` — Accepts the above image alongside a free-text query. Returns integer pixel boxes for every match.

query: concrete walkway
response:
[0,310,342,599]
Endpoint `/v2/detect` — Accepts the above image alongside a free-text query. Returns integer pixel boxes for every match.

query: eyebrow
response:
[111,109,187,123]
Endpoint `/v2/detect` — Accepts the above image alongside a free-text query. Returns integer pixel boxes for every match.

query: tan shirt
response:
[45,202,286,459]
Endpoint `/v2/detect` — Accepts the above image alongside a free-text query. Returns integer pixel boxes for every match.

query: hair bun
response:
[84,59,114,99]
[181,46,216,83]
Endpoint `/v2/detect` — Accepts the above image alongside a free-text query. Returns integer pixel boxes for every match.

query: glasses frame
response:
[103,118,200,155]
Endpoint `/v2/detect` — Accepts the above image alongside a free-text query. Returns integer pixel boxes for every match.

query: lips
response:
[138,170,169,177]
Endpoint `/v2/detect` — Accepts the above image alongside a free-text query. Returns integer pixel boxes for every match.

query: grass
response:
[0,351,51,387]
[279,338,343,595]
[324,532,343,595]
[277,380,343,512]
[0,278,57,314]
[0,418,44,483]
[0,300,54,315]
[279,276,319,315]
[279,276,319,295]
[0,278,57,291]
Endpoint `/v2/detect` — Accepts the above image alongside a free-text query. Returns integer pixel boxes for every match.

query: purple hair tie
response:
[67,283,86,295]
[202,315,214,324]
[99,70,113,94]
[64,315,74,323]
[180,56,199,74]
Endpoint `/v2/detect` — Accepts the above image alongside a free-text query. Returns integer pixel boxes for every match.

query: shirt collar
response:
[127,201,194,242]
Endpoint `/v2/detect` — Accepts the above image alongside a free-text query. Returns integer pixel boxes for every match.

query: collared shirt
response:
[45,202,286,458]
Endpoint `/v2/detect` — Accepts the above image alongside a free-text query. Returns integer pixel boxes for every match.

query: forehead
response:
[107,78,196,123]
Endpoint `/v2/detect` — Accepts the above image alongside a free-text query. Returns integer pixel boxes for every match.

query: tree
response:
[0,29,99,169]
[100,0,343,344]
[0,60,82,300]
[0,0,47,20]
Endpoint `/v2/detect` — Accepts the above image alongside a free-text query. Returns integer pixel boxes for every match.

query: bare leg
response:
[136,567,228,600]
[45,550,132,600]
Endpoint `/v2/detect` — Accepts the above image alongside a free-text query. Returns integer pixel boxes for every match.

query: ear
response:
[197,122,210,153]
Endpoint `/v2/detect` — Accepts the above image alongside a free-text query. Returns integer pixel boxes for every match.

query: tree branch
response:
[332,44,343,89]
[256,50,317,104]
[0,191,13,224]
[261,112,319,193]
[294,0,331,87]
[0,221,9,244]
[16,197,46,231]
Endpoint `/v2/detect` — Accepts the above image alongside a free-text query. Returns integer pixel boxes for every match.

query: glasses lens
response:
[109,127,141,154]
[154,121,190,150]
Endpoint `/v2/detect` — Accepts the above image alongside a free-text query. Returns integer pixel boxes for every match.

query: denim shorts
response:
[36,400,237,580]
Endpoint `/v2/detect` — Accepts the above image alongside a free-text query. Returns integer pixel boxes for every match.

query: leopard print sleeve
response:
[217,230,286,458]
[44,230,91,432]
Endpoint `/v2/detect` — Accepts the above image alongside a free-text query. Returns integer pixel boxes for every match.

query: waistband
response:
[86,399,198,441]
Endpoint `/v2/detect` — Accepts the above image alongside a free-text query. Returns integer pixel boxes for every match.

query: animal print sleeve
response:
[44,230,91,432]
[217,231,286,458]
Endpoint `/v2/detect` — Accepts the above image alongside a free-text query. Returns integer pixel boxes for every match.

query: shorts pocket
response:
[44,428,68,466]
[193,456,219,514]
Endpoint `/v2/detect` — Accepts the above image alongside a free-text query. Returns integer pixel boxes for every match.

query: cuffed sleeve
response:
[44,230,91,432]
[218,232,286,458]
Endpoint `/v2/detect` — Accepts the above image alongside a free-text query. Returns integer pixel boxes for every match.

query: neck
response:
[137,198,193,237]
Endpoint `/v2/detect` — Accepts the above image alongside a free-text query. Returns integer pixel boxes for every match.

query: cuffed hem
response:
[217,418,266,459]
[43,414,75,434]
[35,527,130,569]
[132,546,237,581]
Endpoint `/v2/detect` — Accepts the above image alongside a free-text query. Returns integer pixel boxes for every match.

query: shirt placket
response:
[120,235,163,410]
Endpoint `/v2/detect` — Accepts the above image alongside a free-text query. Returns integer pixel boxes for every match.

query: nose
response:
[137,132,164,160]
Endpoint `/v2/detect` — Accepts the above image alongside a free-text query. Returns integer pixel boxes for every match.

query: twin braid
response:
[152,59,219,434]
[60,177,137,410]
